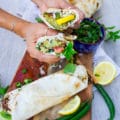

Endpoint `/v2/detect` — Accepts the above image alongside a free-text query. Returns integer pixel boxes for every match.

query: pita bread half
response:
[36,33,76,58]
[40,8,79,30]
[67,0,103,18]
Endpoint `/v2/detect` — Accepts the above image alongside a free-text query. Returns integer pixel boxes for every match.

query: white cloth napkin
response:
[18,0,120,79]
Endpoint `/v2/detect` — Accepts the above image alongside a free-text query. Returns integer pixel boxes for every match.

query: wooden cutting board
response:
[8,51,93,120]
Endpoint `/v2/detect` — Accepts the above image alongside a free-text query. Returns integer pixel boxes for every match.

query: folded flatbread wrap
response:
[67,0,103,18]
[40,8,79,30]
[36,33,76,58]
[2,65,88,120]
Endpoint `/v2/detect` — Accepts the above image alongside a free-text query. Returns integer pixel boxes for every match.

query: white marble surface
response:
[0,0,120,120]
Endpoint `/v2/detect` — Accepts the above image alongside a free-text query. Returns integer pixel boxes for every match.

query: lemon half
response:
[94,61,117,85]
[58,95,81,115]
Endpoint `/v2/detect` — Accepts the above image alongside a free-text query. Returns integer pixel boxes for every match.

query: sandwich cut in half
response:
[40,8,79,31]
[2,65,88,120]
[36,33,77,58]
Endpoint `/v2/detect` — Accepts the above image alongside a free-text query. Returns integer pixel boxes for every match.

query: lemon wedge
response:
[58,95,81,115]
[94,61,117,85]
[56,15,75,25]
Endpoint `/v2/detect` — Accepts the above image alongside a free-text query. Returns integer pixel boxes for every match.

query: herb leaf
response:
[24,78,33,85]
[16,82,22,88]
[63,42,76,61]
[105,26,120,42]
[55,12,61,19]
[0,85,9,96]
[105,26,115,30]
[35,17,43,23]
[0,111,11,120]
[22,68,27,74]
[64,63,76,74]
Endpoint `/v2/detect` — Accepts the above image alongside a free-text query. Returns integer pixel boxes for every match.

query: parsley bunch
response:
[73,19,103,44]
[0,84,9,96]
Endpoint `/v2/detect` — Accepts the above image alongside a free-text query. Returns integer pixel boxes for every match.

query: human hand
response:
[32,0,84,27]
[20,22,60,64]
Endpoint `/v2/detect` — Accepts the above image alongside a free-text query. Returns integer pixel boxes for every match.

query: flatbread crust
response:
[67,0,103,17]
[40,8,79,30]
[3,65,88,120]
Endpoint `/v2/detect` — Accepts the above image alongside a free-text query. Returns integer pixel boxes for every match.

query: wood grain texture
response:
[0,0,120,120]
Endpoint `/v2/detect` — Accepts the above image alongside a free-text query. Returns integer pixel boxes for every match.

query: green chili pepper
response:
[70,101,91,120]
[95,84,115,120]
[56,100,89,120]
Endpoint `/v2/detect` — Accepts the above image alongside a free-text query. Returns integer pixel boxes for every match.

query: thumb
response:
[39,3,48,14]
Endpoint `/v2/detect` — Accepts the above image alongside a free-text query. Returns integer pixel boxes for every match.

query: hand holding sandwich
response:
[32,0,85,27]
[0,9,59,64]
[23,23,60,63]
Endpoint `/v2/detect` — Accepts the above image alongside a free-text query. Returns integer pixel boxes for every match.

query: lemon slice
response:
[94,61,117,85]
[58,95,81,115]
[56,15,75,25]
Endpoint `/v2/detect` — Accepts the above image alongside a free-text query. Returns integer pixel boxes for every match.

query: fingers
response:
[27,40,60,64]
[42,0,60,9]
[59,0,72,9]
[33,0,48,14]
[39,54,60,64]
[46,28,58,36]
[30,50,60,64]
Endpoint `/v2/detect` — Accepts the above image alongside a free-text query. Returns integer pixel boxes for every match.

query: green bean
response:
[95,84,115,120]
[56,100,89,120]
[70,102,91,120]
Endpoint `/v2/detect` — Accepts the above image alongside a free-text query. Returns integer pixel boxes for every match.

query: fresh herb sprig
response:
[64,63,76,74]
[16,78,33,88]
[22,68,27,74]
[63,42,77,62]
[105,26,120,42]
[0,111,11,120]
[0,85,9,96]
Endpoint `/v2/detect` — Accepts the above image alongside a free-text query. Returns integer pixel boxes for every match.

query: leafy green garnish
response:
[35,17,43,23]
[0,111,11,120]
[16,78,33,88]
[0,85,9,96]
[105,26,116,30]
[64,63,76,74]
[24,78,33,85]
[105,26,120,42]
[16,82,22,88]
[73,19,102,43]
[63,42,76,61]
[55,12,61,19]
[22,68,27,74]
